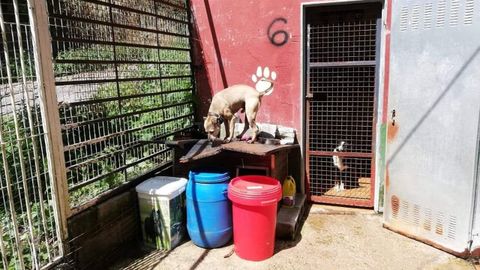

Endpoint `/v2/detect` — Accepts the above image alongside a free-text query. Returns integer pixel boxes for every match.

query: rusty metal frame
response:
[304,3,382,208]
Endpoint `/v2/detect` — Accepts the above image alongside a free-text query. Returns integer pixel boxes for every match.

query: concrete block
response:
[276,193,306,240]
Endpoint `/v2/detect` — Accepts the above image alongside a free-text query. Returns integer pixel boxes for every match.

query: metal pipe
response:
[0,5,28,270]
[13,0,52,262]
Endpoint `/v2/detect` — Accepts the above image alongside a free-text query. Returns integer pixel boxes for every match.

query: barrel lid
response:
[228,175,281,203]
[189,170,230,183]
[136,176,187,197]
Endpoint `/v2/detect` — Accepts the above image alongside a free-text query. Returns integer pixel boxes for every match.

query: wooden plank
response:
[29,0,70,243]
[221,141,298,156]
[178,139,299,163]
[179,139,222,163]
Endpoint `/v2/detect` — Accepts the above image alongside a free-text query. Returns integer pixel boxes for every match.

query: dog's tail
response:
[257,78,274,96]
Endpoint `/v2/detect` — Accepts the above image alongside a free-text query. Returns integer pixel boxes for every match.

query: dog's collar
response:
[207,112,224,124]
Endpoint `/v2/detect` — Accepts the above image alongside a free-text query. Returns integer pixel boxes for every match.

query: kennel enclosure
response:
[304,3,382,207]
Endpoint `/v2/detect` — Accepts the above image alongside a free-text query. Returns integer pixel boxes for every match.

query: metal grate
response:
[309,156,371,200]
[0,1,62,269]
[308,66,375,153]
[47,0,195,208]
[305,4,380,207]
[309,21,377,63]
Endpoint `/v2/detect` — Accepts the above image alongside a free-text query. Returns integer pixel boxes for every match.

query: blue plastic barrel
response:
[186,170,232,248]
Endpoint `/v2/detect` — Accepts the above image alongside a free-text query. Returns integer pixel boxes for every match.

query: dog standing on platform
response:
[204,78,274,144]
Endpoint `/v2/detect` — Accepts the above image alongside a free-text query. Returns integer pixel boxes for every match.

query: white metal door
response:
[384,0,480,256]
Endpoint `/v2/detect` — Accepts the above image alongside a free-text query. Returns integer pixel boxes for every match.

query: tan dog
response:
[204,79,273,143]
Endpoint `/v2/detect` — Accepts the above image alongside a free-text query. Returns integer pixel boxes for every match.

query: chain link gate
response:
[305,4,382,207]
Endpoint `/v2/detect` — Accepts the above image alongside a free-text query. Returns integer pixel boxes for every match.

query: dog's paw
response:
[251,66,276,95]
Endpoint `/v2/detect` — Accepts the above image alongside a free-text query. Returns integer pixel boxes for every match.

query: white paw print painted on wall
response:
[251,66,276,96]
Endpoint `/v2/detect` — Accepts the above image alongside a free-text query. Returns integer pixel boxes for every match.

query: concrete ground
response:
[113,204,477,270]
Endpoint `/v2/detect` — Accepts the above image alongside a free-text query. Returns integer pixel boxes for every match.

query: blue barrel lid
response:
[189,170,230,183]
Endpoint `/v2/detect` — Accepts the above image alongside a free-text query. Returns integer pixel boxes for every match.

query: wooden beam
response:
[28,0,70,245]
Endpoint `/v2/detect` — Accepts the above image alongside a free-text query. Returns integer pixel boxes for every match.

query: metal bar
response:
[305,23,312,199]
[55,74,192,86]
[28,0,70,245]
[51,37,191,51]
[311,195,372,207]
[154,0,169,140]
[63,113,194,152]
[80,0,189,25]
[0,225,7,269]
[69,162,173,216]
[0,40,23,268]
[154,0,187,10]
[68,146,171,191]
[64,87,193,106]
[55,59,192,65]
[61,100,192,130]
[370,17,382,209]
[0,142,24,270]
[13,0,53,262]
[309,60,376,67]
[0,5,36,269]
[186,0,197,123]
[48,14,190,38]
[108,0,126,195]
[309,151,373,158]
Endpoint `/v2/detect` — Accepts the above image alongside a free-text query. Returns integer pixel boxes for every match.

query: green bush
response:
[61,49,194,207]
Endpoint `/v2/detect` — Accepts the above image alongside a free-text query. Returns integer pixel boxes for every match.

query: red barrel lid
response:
[228,175,282,206]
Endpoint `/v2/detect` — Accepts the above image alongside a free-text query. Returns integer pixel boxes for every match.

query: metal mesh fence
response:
[309,21,377,63]
[308,66,375,153]
[309,155,371,200]
[306,4,380,206]
[46,0,195,208]
[0,1,62,269]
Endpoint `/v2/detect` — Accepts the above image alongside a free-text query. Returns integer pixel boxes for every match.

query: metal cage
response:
[305,4,381,207]
[46,0,195,209]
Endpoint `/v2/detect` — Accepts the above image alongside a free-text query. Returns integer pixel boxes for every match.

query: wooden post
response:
[27,0,70,245]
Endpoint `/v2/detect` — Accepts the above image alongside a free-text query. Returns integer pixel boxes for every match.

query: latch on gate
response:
[391,109,396,126]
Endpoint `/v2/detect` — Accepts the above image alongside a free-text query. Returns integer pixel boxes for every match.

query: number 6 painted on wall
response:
[268,18,289,46]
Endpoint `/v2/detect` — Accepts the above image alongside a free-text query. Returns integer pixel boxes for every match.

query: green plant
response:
[60,47,194,207]
[1,201,58,269]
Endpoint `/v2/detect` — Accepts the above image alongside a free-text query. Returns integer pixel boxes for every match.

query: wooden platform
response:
[276,193,307,240]
[323,177,371,199]
[178,139,299,163]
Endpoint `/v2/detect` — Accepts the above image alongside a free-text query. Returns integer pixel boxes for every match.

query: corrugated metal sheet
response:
[384,0,480,256]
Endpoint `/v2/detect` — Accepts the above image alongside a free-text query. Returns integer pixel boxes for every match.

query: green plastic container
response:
[136,176,188,250]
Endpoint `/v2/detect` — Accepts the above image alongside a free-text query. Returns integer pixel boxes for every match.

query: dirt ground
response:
[114,204,477,270]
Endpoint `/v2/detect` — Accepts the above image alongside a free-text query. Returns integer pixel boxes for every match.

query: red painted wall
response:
[191,0,316,132]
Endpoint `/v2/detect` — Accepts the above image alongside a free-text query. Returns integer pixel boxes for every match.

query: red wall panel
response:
[191,0,315,131]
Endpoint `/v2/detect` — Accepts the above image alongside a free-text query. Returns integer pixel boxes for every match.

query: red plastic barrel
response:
[228,175,282,261]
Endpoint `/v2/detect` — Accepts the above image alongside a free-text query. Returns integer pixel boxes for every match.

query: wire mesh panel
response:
[305,4,381,207]
[309,156,371,199]
[309,21,377,63]
[308,66,376,153]
[0,0,62,269]
[46,0,195,208]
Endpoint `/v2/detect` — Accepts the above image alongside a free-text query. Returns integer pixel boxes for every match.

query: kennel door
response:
[384,0,480,255]
[305,4,382,207]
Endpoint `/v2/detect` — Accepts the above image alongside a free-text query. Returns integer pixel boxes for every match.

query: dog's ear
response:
[216,117,224,125]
